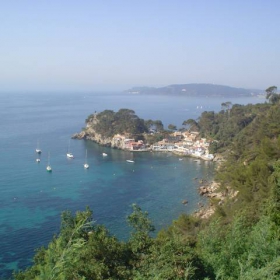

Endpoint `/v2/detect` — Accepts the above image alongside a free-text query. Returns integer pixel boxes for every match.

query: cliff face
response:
[73,109,150,150]
[72,122,127,149]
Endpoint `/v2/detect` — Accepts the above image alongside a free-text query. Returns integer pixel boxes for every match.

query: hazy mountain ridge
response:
[125,83,264,97]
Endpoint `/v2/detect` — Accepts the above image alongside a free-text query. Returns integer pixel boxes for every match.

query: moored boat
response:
[46,152,52,172]
[67,140,74,158]
[35,140,42,154]
[84,149,89,169]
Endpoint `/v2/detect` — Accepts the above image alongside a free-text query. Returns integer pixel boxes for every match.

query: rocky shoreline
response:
[193,181,221,219]
[72,130,225,163]
[193,180,238,219]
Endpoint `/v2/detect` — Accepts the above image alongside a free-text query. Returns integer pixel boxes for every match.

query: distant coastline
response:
[124,83,264,97]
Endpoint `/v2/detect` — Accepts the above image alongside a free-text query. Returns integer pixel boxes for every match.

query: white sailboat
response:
[67,140,74,159]
[35,140,42,154]
[46,152,52,172]
[84,149,89,169]
[102,152,108,157]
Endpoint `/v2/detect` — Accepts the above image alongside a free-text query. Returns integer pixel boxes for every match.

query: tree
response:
[266,86,279,104]
[182,119,199,132]
[127,204,155,255]
[221,101,232,111]
[144,119,154,130]
[221,101,232,117]
[168,124,177,131]
[144,119,164,132]
[153,120,164,132]
[269,160,280,227]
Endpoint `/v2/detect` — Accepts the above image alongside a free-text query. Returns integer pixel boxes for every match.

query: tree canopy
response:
[87,109,149,138]
[266,86,280,104]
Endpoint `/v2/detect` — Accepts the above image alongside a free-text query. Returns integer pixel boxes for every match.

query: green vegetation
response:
[266,86,279,104]
[15,88,280,279]
[85,109,170,145]
[182,119,199,132]
[168,124,177,131]
[86,109,148,138]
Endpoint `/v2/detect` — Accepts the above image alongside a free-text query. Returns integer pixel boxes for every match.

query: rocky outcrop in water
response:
[72,109,149,150]
[72,114,127,149]
[72,128,126,149]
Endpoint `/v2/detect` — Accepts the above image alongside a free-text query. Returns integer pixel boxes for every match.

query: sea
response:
[0,92,264,278]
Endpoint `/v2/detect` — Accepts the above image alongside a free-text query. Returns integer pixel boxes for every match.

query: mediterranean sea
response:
[0,92,263,278]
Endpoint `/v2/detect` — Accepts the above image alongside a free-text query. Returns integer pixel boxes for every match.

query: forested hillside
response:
[85,109,148,138]
[15,89,280,280]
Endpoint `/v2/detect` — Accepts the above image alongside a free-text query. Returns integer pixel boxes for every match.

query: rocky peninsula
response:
[72,108,216,162]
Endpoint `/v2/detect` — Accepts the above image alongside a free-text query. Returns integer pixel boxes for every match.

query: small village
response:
[112,130,215,161]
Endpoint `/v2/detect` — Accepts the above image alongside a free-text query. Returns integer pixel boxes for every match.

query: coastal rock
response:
[72,127,123,148]
[72,131,86,139]
[194,206,215,219]
[213,154,224,162]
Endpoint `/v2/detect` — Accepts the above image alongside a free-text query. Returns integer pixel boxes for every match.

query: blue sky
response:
[0,0,279,92]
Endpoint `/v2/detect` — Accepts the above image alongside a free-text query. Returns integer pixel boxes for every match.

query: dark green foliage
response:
[144,133,164,145]
[14,208,131,280]
[196,97,280,278]
[168,124,177,131]
[157,214,202,247]
[153,120,164,132]
[198,214,280,279]
[86,109,167,140]
[132,236,209,280]
[266,86,280,104]
[268,161,280,229]
[90,109,149,138]
[182,119,200,132]
[127,204,155,255]
[221,101,232,111]
[209,102,280,221]
[14,205,210,280]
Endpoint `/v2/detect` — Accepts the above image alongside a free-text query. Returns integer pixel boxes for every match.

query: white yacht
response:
[35,140,42,154]
[46,152,52,172]
[67,140,74,158]
[84,149,89,169]
[67,152,74,159]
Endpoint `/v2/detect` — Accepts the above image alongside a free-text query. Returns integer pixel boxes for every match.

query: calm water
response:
[0,92,263,278]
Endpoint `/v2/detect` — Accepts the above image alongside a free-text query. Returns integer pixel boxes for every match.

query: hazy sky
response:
[0,0,279,92]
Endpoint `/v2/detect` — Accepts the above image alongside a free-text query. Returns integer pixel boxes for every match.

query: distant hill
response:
[125,83,264,97]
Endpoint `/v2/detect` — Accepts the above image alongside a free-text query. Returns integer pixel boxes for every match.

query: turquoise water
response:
[0,92,262,277]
